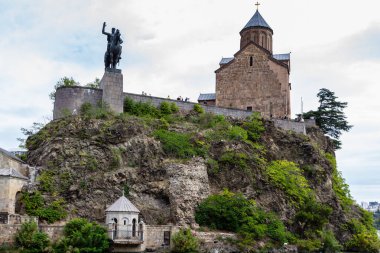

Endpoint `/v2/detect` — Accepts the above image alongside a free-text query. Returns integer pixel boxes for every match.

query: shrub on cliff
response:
[325,153,353,209]
[54,218,109,253]
[242,112,265,142]
[21,191,67,224]
[265,160,311,207]
[15,221,50,253]
[171,228,199,253]
[195,190,288,247]
[153,129,203,158]
[193,104,204,114]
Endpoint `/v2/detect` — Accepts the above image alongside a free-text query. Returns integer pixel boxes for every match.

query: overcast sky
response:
[0,0,379,203]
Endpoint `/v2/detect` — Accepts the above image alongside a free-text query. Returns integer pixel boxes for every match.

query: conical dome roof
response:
[106,195,140,213]
[242,10,272,32]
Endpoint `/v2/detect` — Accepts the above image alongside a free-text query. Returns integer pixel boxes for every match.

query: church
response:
[198,6,291,118]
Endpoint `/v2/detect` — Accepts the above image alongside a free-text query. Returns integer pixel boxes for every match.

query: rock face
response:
[167,158,210,225]
[23,113,367,248]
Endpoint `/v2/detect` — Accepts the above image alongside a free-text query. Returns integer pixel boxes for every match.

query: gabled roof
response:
[0,147,24,163]
[106,195,140,213]
[0,168,28,180]
[198,93,216,101]
[220,58,234,65]
[242,10,272,33]
[273,53,290,61]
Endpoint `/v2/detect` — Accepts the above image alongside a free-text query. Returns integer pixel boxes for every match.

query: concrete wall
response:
[53,86,103,119]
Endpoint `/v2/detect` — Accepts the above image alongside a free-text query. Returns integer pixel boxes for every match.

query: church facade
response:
[199,9,291,118]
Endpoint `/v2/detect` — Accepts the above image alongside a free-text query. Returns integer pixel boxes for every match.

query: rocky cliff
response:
[22,109,379,251]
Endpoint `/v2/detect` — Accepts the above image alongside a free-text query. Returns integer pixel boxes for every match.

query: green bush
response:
[294,197,332,233]
[243,112,265,142]
[206,158,219,174]
[219,152,249,171]
[123,98,160,117]
[265,160,311,206]
[80,102,113,119]
[160,101,172,115]
[193,104,204,114]
[22,192,67,224]
[195,190,288,246]
[197,113,226,129]
[325,153,353,209]
[321,229,343,253]
[153,129,200,158]
[171,228,199,253]
[15,221,50,253]
[228,126,248,141]
[296,239,322,252]
[343,216,380,252]
[171,102,179,113]
[54,218,109,253]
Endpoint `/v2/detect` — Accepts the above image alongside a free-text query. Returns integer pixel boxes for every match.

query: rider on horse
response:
[102,22,123,69]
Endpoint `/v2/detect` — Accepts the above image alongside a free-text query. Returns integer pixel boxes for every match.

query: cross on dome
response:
[255,1,260,10]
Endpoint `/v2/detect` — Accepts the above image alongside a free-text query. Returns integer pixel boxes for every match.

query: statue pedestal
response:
[100,69,123,114]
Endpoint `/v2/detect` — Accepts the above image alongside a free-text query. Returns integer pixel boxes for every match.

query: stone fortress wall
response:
[53,84,314,135]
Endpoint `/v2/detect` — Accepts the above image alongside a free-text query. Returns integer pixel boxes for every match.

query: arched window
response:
[250,56,253,66]
[132,219,137,237]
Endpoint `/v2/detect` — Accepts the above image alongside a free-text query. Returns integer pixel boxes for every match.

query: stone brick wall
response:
[124,93,254,119]
[272,119,306,135]
[53,89,311,134]
[39,225,64,242]
[215,43,290,118]
[100,70,123,114]
[0,224,63,245]
[144,225,179,249]
[53,86,102,119]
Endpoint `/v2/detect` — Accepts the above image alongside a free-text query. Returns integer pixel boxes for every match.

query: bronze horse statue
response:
[102,22,123,69]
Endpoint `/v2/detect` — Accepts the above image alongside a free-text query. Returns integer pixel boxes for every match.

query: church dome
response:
[241,10,272,33]
[106,195,140,213]
[239,9,273,52]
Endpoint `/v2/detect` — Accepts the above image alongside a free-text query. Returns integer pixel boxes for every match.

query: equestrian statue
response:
[102,22,123,69]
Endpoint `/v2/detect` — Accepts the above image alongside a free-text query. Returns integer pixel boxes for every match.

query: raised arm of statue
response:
[102,22,111,36]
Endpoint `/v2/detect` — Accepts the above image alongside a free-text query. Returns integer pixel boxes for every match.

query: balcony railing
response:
[108,230,144,244]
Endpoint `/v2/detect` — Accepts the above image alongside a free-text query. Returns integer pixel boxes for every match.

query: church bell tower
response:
[239,4,273,53]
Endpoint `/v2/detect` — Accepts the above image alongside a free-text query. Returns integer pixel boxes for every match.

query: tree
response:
[54,218,109,253]
[171,228,199,253]
[303,88,352,149]
[86,77,101,89]
[49,77,78,101]
[15,221,51,253]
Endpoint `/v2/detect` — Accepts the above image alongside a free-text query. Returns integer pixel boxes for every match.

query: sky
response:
[0,0,379,203]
